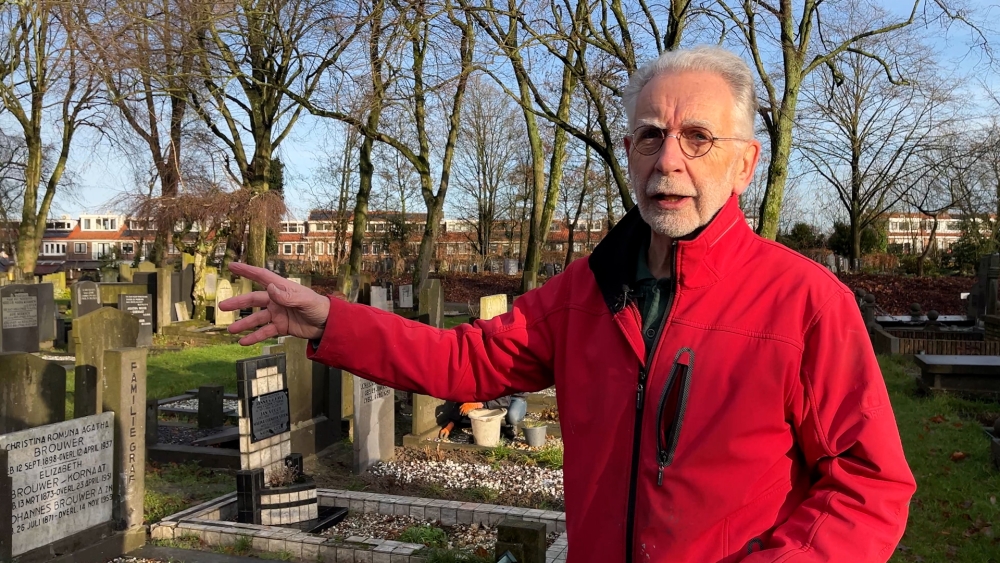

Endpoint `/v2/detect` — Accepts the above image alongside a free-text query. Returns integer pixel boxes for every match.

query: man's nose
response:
[655,135,685,174]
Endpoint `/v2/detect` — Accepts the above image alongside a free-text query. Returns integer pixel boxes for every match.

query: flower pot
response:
[467,408,507,447]
[523,425,548,448]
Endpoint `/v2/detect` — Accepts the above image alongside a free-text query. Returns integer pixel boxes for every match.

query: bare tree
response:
[714,0,986,240]
[185,0,365,268]
[798,32,950,266]
[0,0,99,278]
[453,75,521,268]
[76,0,199,266]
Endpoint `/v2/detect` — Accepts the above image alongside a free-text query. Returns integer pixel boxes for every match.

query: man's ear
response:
[623,135,632,158]
[731,139,762,196]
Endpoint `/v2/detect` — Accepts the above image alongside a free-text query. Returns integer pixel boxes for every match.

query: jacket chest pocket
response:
[654,348,693,486]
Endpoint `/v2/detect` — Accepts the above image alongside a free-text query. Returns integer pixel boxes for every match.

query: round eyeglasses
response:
[628,125,747,158]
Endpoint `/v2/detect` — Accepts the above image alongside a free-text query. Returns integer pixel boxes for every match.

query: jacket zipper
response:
[624,241,678,563]
[656,349,694,485]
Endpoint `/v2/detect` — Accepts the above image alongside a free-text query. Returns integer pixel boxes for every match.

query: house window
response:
[121,242,134,254]
[42,243,66,255]
[315,242,324,255]
[550,221,560,232]
[362,243,370,255]
[74,242,87,254]
[83,219,91,230]
[283,244,292,255]
[94,242,113,259]
[296,244,305,255]
[327,242,335,254]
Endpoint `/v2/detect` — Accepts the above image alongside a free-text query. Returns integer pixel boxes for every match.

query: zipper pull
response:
[657,464,665,486]
[636,367,647,409]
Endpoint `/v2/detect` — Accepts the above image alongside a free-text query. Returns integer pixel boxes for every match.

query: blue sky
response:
[55,1,1000,225]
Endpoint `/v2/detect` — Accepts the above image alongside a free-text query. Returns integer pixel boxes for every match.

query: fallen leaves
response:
[950,451,968,462]
[839,273,975,315]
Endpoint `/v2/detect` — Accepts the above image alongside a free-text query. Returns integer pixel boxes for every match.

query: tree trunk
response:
[757,104,797,240]
[192,243,209,320]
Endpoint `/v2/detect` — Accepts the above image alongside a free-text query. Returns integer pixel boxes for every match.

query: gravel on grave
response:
[369,456,563,499]
[161,398,239,414]
[323,513,560,550]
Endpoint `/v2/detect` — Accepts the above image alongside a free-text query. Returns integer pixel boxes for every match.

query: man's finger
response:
[229,262,289,289]
[239,323,279,346]
[227,309,271,335]
[219,291,271,311]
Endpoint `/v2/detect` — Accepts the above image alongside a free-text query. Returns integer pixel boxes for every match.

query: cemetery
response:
[0,257,996,563]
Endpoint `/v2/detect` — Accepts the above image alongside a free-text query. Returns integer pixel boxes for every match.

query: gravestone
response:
[118,294,153,347]
[41,271,66,292]
[72,308,140,418]
[100,269,119,283]
[214,279,235,327]
[480,294,508,321]
[72,280,101,318]
[419,279,443,329]
[504,258,518,276]
[37,282,56,344]
[353,296,395,474]
[353,379,395,474]
[913,355,1000,394]
[101,348,147,529]
[411,279,449,438]
[399,284,414,309]
[0,284,40,353]
[156,268,172,331]
[99,283,146,307]
[285,337,342,456]
[370,286,389,311]
[118,263,133,283]
[0,411,115,557]
[174,302,191,322]
[234,353,320,526]
[131,273,158,331]
[199,386,225,429]
[181,263,194,317]
[0,353,67,433]
[136,262,156,272]
[496,520,548,563]
[236,354,292,480]
[205,272,218,301]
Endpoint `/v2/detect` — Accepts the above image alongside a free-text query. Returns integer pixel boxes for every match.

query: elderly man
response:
[221,46,915,563]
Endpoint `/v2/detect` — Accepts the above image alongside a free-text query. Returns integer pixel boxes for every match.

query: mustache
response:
[643,175,695,198]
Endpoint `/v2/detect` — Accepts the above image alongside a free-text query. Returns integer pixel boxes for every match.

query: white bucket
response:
[467,408,507,447]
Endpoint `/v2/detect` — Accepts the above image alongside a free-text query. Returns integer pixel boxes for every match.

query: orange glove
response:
[459,402,484,416]
[438,422,455,440]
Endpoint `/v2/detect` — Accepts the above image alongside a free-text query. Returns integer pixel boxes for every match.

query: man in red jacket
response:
[221,46,915,563]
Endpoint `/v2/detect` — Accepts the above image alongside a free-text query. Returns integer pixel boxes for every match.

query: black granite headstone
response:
[236,468,264,525]
[0,285,40,353]
[146,399,159,446]
[118,293,153,347]
[132,273,159,329]
[198,385,225,429]
[249,389,290,442]
[72,280,101,318]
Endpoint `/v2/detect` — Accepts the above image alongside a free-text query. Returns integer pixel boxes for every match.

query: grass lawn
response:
[147,342,267,399]
[882,355,1000,562]
[145,463,235,524]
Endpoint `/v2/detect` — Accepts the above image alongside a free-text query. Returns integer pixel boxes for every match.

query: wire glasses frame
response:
[628,125,748,159]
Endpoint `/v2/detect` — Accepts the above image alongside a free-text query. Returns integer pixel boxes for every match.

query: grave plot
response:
[150,488,568,563]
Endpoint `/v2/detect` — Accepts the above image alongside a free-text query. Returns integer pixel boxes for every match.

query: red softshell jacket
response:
[308,196,916,563]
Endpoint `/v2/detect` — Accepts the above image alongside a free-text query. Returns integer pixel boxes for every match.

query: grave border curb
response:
[152,488,569,562]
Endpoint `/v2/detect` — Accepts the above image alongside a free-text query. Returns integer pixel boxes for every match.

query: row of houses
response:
[9,210,610,274]
[3,208,972,275]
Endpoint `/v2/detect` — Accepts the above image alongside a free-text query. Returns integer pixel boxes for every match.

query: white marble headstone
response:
[1,412,115,556]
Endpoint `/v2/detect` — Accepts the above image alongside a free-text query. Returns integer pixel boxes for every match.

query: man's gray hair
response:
[623,46,757,137]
